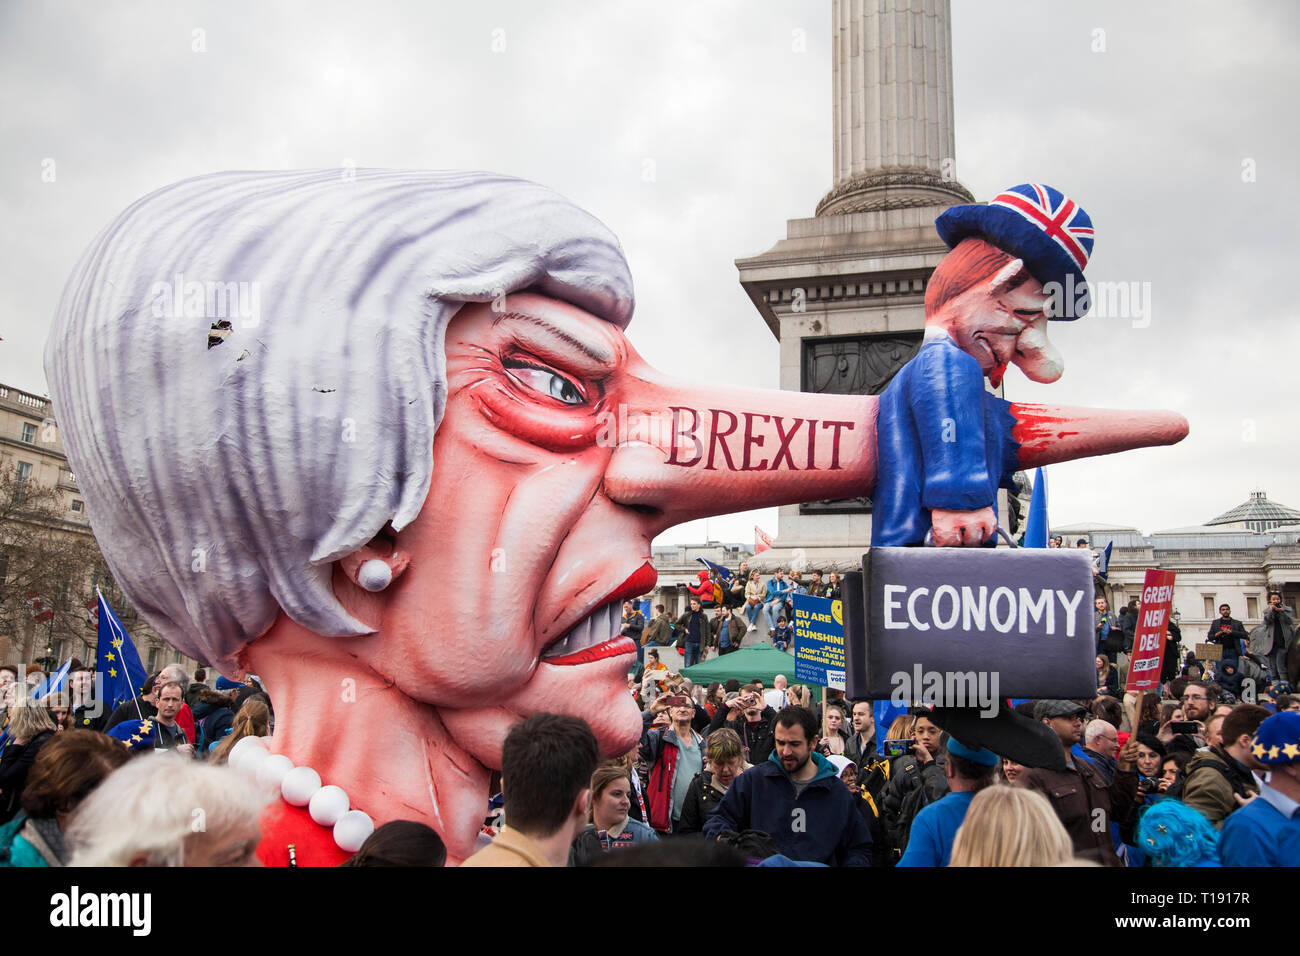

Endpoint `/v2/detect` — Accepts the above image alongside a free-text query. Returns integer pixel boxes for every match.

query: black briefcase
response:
[840,546,1098,704]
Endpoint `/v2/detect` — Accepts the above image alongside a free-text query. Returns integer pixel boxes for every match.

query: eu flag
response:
[95,589,147,719]
[695,557,734,585]
[1097,541,1114,579]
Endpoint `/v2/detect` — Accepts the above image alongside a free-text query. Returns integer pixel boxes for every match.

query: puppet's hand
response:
[930,507,997,547]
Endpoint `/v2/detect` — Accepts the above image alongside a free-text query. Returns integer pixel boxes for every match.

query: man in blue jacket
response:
[763,570,795,630]
[703,706,872,866]
[1219,711,1300,866]
[897,737,998,866]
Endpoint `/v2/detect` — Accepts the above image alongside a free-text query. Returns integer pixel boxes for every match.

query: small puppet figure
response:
[871,184,1094,548]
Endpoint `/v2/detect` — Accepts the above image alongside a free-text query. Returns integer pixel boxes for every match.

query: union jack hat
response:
[935,183,1095,320]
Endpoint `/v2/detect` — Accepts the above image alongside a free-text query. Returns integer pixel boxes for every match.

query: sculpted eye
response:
[502,357,586,405]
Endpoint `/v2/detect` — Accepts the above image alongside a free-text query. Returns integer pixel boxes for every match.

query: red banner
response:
[754,525,773,554]
[1124,569,1176,694]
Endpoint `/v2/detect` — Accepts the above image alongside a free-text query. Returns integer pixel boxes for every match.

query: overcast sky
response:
[3,0,1296,546]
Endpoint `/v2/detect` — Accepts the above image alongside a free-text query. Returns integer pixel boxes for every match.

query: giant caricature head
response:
[923,239,1063,385]
[928,182,1097,387]
[45,169,877,859]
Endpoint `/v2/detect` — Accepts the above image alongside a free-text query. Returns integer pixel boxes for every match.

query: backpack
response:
[1191,756,1253,801]
[198,709,234,755]
[895,778,931,853]
[653,620,676,646]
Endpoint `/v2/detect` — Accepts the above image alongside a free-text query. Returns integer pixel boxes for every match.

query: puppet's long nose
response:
[1011,320,1064,384]
[602,363,877,532]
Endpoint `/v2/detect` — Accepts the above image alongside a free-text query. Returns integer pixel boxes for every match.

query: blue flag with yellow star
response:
[95,589,146,718]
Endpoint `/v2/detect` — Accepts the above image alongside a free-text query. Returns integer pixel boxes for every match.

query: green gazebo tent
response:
[680,645,816,694]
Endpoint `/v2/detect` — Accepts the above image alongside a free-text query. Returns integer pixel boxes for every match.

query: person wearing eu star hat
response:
[896,737,998,867]
[1015,699,1140,867]
[1218,711,1300,866]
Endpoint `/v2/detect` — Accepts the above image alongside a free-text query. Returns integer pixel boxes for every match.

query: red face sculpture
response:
[243,293,875,862]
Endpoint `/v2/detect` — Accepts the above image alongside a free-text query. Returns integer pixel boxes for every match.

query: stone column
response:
[820,0,971,215]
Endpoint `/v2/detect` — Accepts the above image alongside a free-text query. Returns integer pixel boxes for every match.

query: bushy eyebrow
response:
[494,311,614,364]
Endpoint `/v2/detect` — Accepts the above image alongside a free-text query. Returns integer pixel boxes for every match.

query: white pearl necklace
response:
[227,735,375,854]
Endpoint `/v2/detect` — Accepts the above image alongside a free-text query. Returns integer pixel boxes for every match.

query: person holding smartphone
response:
[708,688,776,766]
[1258,591,1296,684]
[880,710,949,858]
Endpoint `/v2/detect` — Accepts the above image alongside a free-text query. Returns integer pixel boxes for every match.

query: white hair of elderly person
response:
[66,754,272,867]
[45,169,633,678]
[157,664,191,693]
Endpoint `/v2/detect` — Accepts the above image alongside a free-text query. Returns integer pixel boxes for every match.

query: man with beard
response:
[1207,604,1249,667]
[704,706,872,865]
[1179,680,1216,727]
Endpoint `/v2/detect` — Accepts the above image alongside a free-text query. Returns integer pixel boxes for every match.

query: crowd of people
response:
[1,575,1297,868]
[462,676,1300,868]
[469,573,1299,868]
[620,562,845,665]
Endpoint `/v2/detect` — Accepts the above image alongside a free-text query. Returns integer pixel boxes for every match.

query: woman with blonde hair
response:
[210,697,271,764]
[948,785,1073,867]
[677,728,748,835]
[0,700,58,825]
[785,685,811,709]
[569,764,658,864]
[883,713,916,755]
[743,570,765,630]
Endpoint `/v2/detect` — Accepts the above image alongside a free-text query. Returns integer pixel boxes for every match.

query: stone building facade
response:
[1061,491,1300,647]
[0,382,197,673]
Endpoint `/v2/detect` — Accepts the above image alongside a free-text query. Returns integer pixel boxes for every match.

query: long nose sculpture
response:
[603,360,876,531]
[1011,320,1064,384]
[603,356,1187,534]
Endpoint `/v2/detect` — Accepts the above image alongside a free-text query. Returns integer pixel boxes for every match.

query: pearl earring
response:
[357,558,393,592]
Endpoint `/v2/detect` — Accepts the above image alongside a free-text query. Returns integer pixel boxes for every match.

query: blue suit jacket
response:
[871,333,1020,547]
